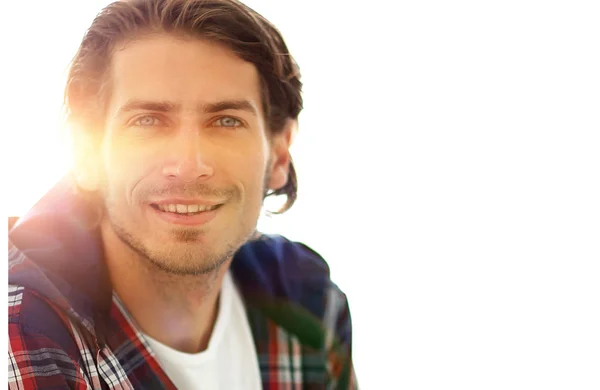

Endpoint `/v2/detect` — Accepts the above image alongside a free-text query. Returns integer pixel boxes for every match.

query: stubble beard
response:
[102,169,271,278]
[109,219,241,276]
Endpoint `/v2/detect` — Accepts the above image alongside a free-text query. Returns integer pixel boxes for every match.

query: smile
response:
[152,203,220,215]
[149,203,223,226]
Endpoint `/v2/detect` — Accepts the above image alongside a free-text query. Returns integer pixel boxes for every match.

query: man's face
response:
[95,34,287,275]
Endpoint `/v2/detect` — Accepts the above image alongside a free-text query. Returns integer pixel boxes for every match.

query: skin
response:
[78,34,293,353]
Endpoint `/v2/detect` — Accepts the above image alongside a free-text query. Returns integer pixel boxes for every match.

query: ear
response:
[72,131,102,192]
[267,119,296,191]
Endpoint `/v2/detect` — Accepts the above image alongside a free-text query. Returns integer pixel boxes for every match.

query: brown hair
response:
[65,0,302,213]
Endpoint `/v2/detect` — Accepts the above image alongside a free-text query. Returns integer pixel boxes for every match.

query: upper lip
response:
[150,199,223,206]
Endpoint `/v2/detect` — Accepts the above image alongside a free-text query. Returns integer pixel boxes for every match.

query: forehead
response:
[106,34,262,114]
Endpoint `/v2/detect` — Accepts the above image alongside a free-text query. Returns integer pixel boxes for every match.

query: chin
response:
[142,245,221,273]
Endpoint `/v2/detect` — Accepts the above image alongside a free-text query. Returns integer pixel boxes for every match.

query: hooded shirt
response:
[8,177,356,389]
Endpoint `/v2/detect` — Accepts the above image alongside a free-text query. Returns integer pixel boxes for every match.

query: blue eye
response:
[133,115,161,127]
[215,116,242,128]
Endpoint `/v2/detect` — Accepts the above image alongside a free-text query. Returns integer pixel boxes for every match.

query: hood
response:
[8,176,111,336]
[8,175,331,346]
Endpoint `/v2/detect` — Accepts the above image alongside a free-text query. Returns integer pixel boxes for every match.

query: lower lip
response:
[149,205,220,226]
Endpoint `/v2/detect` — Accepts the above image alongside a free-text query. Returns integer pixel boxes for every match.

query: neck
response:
[101,220,230,354]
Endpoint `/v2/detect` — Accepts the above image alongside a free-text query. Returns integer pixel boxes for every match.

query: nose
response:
[161,133,214,182]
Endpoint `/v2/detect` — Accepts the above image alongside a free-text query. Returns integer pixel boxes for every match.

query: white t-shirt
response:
[144,272,262,390]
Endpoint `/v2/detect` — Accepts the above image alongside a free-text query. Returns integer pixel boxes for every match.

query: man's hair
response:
[65,0,302,213]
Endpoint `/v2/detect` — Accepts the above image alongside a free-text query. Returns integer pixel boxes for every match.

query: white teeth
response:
[158,204,218,214]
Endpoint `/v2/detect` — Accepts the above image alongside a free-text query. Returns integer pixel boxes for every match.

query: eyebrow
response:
[203,100,257,116]
[115,99,258,117]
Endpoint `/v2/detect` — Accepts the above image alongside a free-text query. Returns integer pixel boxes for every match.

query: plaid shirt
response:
[8,178,357,389]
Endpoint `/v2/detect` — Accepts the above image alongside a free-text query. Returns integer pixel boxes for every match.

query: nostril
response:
[161,159,214,181]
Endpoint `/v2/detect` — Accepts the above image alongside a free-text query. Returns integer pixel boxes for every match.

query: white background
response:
[2,1,600,388]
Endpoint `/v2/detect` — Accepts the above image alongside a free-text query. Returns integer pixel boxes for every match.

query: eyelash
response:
[129,115,244,128]
[215,116,243,128]
[132,115,163,127]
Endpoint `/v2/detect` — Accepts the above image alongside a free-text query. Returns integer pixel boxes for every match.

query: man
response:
[8,0,357,388]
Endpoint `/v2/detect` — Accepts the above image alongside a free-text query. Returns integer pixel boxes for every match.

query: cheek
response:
[241,146,269,181]
[101,139,159,203]
[222,148,268,199]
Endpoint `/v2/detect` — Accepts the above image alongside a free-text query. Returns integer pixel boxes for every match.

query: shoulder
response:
[231,234,355,382]
[8,284,85,359]
[8,285,93,388]
[231,233,349,332]
[233,234,333,301]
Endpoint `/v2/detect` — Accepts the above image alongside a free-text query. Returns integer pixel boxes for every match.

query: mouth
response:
[150,203,222,216]
[149,202,223,226]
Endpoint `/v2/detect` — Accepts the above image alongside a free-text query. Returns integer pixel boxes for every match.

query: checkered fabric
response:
[8,177,357,389]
